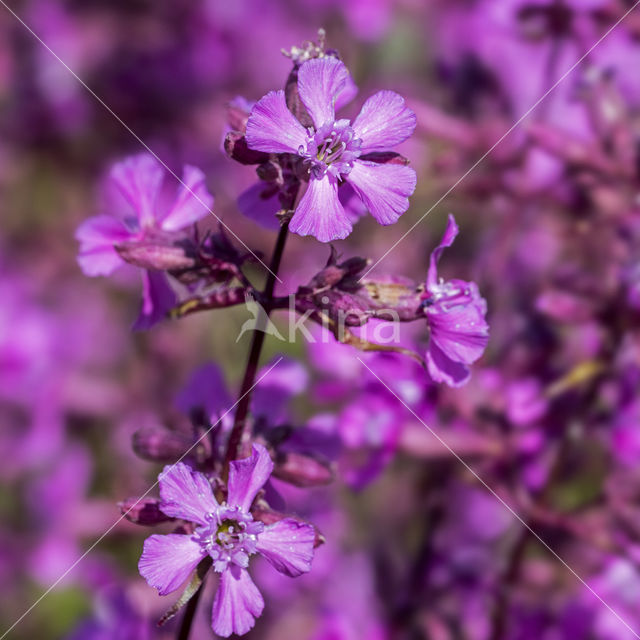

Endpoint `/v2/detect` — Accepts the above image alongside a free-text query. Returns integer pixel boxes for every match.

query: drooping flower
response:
[421,215,489,387]
[245,56,417,242]
[75,153,214,277]
[138,444,315,637]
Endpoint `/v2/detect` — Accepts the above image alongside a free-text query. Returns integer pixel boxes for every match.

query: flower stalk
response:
[223,222,290,478]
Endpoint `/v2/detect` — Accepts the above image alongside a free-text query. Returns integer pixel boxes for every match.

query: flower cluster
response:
[5,3,640,640]
[69,33,489,637]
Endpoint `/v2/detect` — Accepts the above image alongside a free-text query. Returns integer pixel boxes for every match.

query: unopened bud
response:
[224,132,270,165]
[119,497,173,526]
[132,427,196,463]
[116,241,195,271]
[359,151,410,166]
[227,96,253,132]
[272,451,334,487]
[285,66,314,128]
[256,160,283,184]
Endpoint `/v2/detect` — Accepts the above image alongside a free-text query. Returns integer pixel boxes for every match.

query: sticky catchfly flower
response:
[138,444,315,637]
[421,215,489,387]
[75,153,213,277]
[245,56,417,242]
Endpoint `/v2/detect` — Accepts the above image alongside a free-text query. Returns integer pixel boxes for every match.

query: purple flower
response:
[245,56,417,242]
[338,391,402,488]
[612,400,640,467]
[76,153,213,277]
[132,270,178,331]
[138,444,315,637]
[421,215,489,387]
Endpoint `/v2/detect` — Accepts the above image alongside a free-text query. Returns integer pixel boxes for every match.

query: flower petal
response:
[290,175,352,242]
[158,462,219,525]
[237,182,281,231]
[227,444,273,512]
[426,293,489,388]
[161,165,214,231]
[339,182,368,223]
[211,566,264,637]
[256,518,315,577]
[347,161,416,225]
[428,288,489,365]
[245,90,308,154]
[175,362,233,419]
[353,90,416,153]
[427,214,459,288]
[138,534,204,596]
[335,74,358,112]
[426,340,471,388]
[297,56,350,128]
[133,270,177,332]
[75,215,131,276]
[252,357,309,423]
[110,154,164,227]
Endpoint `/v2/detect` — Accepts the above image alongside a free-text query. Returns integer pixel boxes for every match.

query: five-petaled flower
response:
[421,215,489,387]
[76,153,213,277]
[75,153,214,329]
[245,56,417,242]
[138,444,316,637]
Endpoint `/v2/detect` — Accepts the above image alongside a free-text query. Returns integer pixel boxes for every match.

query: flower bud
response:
[116,240,195,271]
[256,160,283,184]
[227,96,252,133]
[119,497,174,526]
[132,427,197,463]
[224,132,270,165]
[271,451,334,487]
[535,289,596,322]
[359,151,410,166]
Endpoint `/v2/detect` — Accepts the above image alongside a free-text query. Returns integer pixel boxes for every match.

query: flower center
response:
[194,505,264,572]
[422,279,474,313]
[301,119,362,180]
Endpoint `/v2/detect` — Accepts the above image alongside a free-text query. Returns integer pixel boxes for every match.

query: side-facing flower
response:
[76,153,214,277]
[421,215,489,387]
[245,56,417,242]
[138,444,315,637]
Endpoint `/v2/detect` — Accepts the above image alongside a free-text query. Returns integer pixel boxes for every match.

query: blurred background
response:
[2,0,640,638]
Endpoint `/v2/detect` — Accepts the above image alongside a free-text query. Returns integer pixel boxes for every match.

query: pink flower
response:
[75,153,213,329]
[421,215,489,387]
[75,153,213,277]
[138,444,315,637]
[245,56,417,242]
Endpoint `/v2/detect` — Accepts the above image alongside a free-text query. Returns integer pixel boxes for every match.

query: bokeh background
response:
[3,0,640,638]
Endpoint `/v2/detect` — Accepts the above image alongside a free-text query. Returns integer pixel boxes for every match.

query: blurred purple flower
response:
[421,215,489,387]
[177,357,307,429]
[506,378,547,427]
[586,559,640,640]
[175,362,233,419]
[132,270,178,331]
[66,586,151,640]
[612,400,640,467]
[252,358,309,425]
[138,444,315,637]
[338,391,402,488]
[76,153,213,276]
[245,56,416,241]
